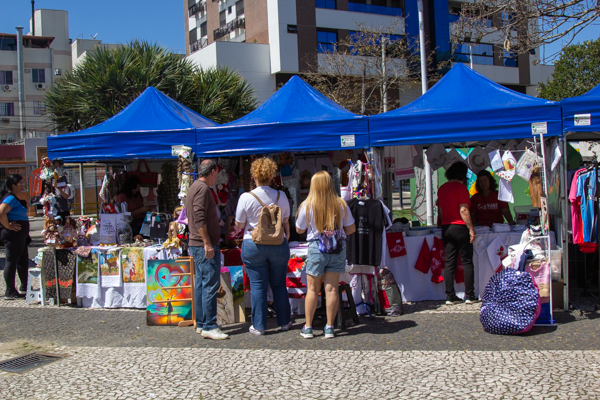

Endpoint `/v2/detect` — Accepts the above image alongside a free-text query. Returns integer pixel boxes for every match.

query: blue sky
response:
[1,1,599,62]
[1,0,186,53]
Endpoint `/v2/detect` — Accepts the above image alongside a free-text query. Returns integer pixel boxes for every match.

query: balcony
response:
[190,37,208,53]
[214,17,246,41]
[189,1,206,17]
[348,3,403,17]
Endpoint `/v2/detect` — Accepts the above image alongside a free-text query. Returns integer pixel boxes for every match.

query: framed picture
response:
[146,259,193,326]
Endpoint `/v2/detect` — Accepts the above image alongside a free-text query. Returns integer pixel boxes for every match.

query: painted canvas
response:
[146,259,192,326]
[121,248,145,284]
[77,251,99,284]
[226,266,244,302]
[99,248,121,288]
[217,272,235,326]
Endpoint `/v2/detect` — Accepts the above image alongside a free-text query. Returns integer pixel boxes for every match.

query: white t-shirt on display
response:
[295,201,355,241]
[235,186,291,241]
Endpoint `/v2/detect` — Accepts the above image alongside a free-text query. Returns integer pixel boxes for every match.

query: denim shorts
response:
[305,241,347,277]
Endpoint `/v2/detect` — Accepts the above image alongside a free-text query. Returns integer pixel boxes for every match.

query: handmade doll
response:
[42,216,62,247]
[162,221,181,249]
[177,146,194,204]
[61,216,78,248]
[77,216,92,246]
[215,166,230,207]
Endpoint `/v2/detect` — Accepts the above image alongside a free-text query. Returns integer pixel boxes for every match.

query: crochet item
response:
[61,216,78,248]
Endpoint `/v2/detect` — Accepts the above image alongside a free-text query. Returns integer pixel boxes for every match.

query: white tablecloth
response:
[382,231,555,302]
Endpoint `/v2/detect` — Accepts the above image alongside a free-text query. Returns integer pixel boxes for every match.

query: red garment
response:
[437,181,471,225]
[469,190,509,227]
[569,168,586,244]
[386,232,407,258]
[430,237,445,284]
[414,238,431,274]
[242,265,251,292]
[378,290,391,309]
[455,255,465,284]
[116,193,144,214]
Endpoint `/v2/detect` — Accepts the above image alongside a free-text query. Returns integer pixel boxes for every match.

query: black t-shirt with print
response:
[346,198,387,266]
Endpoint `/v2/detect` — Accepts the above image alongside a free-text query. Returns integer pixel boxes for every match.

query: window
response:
[317,30,337,53]
[236,0,244,16]
[200,22,207,37]
[189,28,198,43]
[316,0,336,9]
[0,38,17,51]
[32,68,45,83]
[219,10,226,27]
[0,71,13,85]
[33,101,45,115]
[287,25,298,34]
[503,50,518,67]
[228,6,232,14]
[453,43,494,66]
[348,0,402,17]
[0,102,15,116]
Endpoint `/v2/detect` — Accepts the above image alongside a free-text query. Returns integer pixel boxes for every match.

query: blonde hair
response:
[250,157,278,183]
[297,171,347,233]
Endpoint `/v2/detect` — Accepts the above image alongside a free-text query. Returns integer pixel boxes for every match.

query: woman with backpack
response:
[235,157,292,335]
[0,174,31,300]
[296,171,356,339]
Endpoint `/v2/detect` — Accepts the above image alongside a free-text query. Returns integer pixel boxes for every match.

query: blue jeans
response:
[190,245,221,331]
[241,239,291,331]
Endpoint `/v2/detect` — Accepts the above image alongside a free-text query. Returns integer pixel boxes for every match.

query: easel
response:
[148,256,196,328]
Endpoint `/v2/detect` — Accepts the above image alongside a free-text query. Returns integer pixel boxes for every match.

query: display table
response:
[382,231,556,302]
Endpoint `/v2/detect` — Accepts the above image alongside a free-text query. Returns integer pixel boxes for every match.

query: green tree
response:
[538,39,600,101]
[45,40,256,132]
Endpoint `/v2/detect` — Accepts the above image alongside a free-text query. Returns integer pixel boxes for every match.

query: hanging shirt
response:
[437,181,471,226]
[577,169,598,243]
[469,190,509,227]
[569,168,586,244]
[346,198,387,266]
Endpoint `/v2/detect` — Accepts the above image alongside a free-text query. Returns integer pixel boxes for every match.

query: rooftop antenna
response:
[90,33,98,40]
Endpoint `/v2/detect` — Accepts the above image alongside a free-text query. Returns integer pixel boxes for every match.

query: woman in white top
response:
[296,171,355,339]
[235,157,292,335]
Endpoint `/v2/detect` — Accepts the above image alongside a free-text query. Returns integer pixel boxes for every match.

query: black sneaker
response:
[14,291,26,299]
[445,295,463,305]
[4,291,16,300]
[465,297,480,304]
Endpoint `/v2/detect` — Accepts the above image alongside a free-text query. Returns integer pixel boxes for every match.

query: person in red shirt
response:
[437,162,477,305]
[470,170,515,227]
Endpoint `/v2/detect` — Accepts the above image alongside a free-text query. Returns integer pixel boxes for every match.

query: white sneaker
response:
[201,328,229,340]
[196,327,202,334]
[249,325,265,335]
[280,322,293,331]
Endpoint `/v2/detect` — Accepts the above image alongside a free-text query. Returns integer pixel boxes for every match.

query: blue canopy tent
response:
[562,83,600,139]
[47,87,217,162]
[196,75,369,156]
[369,63,563,147]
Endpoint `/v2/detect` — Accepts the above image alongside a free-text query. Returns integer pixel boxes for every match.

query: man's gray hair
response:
[198,159,217,178]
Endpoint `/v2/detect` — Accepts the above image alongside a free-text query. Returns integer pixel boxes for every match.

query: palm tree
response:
[45,41,257,132]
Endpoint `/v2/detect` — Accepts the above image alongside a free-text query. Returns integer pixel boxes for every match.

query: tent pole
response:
[560,137,569,310]
[79,163,85,216]
[418,0,433,225]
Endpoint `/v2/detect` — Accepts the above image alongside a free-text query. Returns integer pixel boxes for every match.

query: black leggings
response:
[442,224,475,298]
[2,220,30,293]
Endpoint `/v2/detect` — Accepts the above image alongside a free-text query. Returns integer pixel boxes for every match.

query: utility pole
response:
[417,0,433,226]
[16,27,26,140]
[381,36,387,113]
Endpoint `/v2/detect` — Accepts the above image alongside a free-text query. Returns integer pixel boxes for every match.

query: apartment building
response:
[185,0,554,105]
[0,9,71,146]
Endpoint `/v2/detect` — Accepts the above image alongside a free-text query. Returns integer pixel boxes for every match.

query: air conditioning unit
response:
[1,118,10,123]
[3,85,11,92]
[36,83,46,90]
[55,68,62,76]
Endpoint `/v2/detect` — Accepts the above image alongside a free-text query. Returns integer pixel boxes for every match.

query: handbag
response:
[129,160,158,187]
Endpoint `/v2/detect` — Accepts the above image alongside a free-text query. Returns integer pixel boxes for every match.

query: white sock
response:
[325,325,334,330]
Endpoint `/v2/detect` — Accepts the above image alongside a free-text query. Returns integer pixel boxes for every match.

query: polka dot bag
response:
[480,266,541,335]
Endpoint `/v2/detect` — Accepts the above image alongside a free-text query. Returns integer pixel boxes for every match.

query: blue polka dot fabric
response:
[480,268,541,335]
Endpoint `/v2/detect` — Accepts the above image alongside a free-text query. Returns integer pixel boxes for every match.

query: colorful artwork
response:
[146,259,192,326]
[99,250,120,276]
[226,266,244,302]
[217,272,235,326]
[77,253,98,284]
[121,248,145,283]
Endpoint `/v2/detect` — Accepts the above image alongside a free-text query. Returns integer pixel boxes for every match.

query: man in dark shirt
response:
[53,158,71,225]
[186,159,228,340]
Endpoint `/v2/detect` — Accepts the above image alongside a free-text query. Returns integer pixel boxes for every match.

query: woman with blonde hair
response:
[235,157,292,335]
[296,171,356,339]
